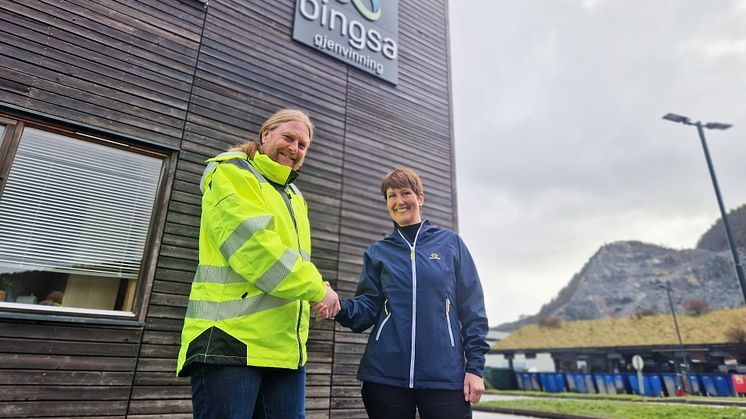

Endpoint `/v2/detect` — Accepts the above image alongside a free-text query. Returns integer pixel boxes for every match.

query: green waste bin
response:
[483,367,518,390]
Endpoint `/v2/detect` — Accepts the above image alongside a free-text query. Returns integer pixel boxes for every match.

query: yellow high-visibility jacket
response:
[177,151,327,375]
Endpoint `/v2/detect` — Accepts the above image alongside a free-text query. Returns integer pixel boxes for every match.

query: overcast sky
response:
[449,0,746,327]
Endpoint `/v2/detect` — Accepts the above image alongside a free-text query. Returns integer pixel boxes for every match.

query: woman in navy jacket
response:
[329,168,490,419]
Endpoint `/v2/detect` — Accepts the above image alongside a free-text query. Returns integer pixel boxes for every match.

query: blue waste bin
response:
[549,373,559,392]
[583,373,596,394]
[574,373,587,393]
[554,373,566,392]
[701,374,718,396]
[648,374,663,397]
[539,373,550,392]
[594,374,607,393]
[713,374,736,397]
[613,373,629,394]
[530,373,542,391]
[642,375,654,396]
[520,373,532,391]
[603,374,617,394]
[564,373,577,392]
[687,374,702,396]
[661,373,677,397]
[628,373,641,395]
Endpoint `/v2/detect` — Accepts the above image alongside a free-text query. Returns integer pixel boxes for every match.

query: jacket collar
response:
[206,151,299,186]
[250,152,299,186]
[386,219,434,245]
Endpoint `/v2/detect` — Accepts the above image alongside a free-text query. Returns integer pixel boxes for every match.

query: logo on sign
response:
[342,0,381,21]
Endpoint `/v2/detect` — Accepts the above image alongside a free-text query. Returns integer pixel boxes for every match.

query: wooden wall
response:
[0,0,454,417]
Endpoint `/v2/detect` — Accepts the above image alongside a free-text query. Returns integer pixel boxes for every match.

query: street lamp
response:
[662,113,746,305]
[657,281,684,349]
[656,278,690,392]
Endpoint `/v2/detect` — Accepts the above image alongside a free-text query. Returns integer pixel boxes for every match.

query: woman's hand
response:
[463,372,484,403]
[312,281,340,320]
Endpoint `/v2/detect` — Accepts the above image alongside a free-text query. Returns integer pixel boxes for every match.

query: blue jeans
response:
[190,363,306,419]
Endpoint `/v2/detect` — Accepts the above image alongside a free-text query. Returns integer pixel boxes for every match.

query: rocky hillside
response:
[497,205,746,331]
[697,204,746,252]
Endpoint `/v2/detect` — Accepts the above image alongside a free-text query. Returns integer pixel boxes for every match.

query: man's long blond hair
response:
[230,109,314,156]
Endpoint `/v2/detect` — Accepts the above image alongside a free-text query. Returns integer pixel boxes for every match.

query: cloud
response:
[450,0,746,325]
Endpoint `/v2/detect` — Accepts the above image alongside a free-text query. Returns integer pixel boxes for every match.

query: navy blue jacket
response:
[336,220,490,390]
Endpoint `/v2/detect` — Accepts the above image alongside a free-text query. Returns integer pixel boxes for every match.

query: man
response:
[177,109,340,418]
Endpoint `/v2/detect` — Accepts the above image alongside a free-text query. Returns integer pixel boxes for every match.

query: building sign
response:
[293,0,399,84]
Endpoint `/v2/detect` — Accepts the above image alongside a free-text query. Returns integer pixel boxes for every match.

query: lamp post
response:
[656,279,690,392]
[662,113,746,305]
[660,282,684,349]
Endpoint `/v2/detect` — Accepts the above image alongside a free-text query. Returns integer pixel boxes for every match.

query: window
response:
[0,118,166,317]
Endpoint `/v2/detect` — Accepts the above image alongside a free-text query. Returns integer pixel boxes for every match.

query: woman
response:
[331,168,489,419]
[177,109,339,419]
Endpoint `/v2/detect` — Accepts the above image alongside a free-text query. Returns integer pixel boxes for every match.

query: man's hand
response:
[463,372,484,403]
[313,281,340,320]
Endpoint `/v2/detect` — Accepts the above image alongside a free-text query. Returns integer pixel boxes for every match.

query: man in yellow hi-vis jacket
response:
[177,109,340,419]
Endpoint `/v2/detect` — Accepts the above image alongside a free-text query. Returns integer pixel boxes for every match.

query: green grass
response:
[486,389,743,402]
[480,398,746,419]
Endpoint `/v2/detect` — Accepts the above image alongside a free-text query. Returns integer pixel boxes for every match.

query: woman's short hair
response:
[231,108,314,154]
[380,168,424,198]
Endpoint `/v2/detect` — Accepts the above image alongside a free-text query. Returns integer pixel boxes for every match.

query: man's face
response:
[260,120,310,171]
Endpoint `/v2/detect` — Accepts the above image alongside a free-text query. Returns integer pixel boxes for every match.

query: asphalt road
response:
[472,394,538,418]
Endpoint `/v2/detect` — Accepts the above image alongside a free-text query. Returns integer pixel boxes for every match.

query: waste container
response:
[530,373,542,391]
[583,373,596,394]
[553,373,566,392]
[564,372,577,392]
[628,373,651,396]
[628,373,641,395]
[603,374,617,395]
[661,373,677,397]
[613,373,629,394]
[574,373,587,393]
[648,374,663,397]
[700,374,718,396]
[594,374,607,394]
[538,373,550,392]
[713,374,735,397]
[484,367,518,390]
[687,374,702,396]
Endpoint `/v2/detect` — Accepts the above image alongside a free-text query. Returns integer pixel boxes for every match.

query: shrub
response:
[725,325,746,343]
[537,316,563,329]
[634,307,656,319]
[682,299,710,316]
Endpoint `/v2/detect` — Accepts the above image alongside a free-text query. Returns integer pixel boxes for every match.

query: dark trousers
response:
[190,363,306,419]
[361,381,471,419]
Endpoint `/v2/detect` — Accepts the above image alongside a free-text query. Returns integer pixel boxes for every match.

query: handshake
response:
[312,281,340,320]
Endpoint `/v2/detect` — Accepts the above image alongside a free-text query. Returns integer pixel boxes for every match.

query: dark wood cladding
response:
[0,0,454,417]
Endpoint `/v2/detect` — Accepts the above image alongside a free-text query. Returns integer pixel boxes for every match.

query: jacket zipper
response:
[375,299,391,341]
[445,298,455,347]
[280,185,304,367]
[397,223,424,388]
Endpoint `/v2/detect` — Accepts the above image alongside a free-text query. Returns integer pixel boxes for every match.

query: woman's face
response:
[260,120,310,171]
[386,186,424,227]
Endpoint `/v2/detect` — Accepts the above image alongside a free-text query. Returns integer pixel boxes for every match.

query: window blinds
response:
[0,128,163,279]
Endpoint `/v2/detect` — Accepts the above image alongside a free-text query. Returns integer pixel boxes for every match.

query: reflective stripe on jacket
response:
[177,152,327,375]
[336,220,490,390]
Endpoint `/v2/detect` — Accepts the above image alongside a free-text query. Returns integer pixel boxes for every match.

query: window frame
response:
[0,112,176,324]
